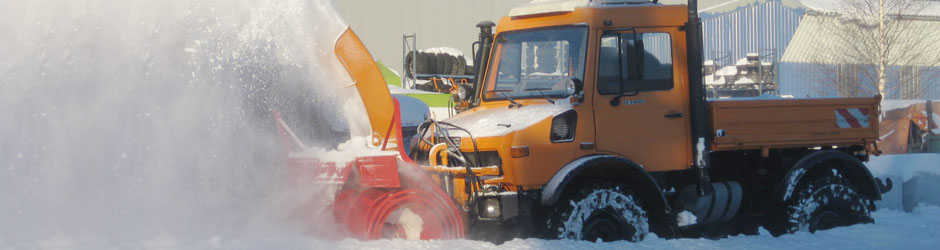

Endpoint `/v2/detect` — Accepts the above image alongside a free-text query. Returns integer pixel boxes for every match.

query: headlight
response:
[550,110,577,142]
[479,197,501,219]
[476,192,518,221]
[457,85,467,100]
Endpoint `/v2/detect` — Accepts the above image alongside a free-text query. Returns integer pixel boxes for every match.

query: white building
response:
[778,1,940,99]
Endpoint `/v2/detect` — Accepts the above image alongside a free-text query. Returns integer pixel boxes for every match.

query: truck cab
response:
[412,1,693,240]
[439,2,694,186]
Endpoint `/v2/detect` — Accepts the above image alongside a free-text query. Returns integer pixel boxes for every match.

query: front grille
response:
[434,136,461,145]
[413,150,502,169]
[460,151,502,168]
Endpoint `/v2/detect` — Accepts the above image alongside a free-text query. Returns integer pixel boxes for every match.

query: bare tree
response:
[808,0,940,98]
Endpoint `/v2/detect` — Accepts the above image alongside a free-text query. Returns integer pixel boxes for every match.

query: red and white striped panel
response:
[835,108,870,128]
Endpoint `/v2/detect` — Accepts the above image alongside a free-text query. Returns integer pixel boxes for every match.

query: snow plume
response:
[0,0,370,248]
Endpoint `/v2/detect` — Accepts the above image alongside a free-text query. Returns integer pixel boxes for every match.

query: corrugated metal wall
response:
[701,1,804,63]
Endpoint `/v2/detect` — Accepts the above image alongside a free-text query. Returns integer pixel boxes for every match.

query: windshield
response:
[484,26,588,101]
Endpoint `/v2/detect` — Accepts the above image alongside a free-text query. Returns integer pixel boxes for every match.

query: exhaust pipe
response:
[469,21,495,108]
[687,0,712,195]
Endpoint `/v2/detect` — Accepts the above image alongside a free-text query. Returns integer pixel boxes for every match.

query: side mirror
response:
[571,77,583,94]
[568,77,584,105]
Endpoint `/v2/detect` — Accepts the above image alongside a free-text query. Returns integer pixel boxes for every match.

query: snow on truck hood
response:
[443,100,573,138]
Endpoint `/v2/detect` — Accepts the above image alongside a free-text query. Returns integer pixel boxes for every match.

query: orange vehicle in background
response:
[879,100,939,154]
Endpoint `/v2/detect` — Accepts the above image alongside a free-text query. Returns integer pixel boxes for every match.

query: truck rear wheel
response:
[778,170,874,234]
[551,185,649,242]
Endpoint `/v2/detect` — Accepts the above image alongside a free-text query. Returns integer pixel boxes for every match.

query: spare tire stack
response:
[404,48,471,78]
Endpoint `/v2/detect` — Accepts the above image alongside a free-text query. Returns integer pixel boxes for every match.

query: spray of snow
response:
[389,208,425,240]
[293,136,387,167]
[0,0,373,247]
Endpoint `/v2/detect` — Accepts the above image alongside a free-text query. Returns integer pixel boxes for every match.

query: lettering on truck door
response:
[592,28,691,172]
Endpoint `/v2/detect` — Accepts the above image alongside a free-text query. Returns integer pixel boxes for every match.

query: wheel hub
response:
[583,214,619,242]
[811,210,843,232]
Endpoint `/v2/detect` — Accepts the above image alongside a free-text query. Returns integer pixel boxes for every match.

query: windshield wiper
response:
[523,87,556,104]
[489,89,523,108]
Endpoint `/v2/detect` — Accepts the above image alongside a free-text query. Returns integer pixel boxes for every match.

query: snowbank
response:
[866,154,940,182]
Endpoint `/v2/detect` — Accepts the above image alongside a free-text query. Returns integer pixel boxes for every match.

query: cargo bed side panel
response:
[709,97,880,151]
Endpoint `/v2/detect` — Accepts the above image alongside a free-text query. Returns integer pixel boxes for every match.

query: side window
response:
[597,31,673,94]
[598,35,621,94]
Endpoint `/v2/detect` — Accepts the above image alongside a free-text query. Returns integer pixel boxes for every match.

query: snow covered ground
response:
[335,207,940,250]
[5,206,938,249]
[4,155,938,249]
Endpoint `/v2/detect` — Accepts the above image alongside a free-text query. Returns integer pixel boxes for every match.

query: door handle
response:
[664,112,684,118]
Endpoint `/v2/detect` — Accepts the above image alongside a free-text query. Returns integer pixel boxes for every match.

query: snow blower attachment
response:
[274,29,465,240]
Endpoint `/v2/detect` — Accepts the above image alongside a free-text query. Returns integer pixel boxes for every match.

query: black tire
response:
[405,53,417,78]
[439,53,451,75]
[549,185,649,242]
[407,52,431,77]
[420,52,435,76]
[416,52,429,75]
[440,53,454,75]
[454,55,467,75]
[775,169,874,234]
[414,81,434,92]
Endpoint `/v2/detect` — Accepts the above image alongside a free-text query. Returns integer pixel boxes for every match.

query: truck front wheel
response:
[780,171,874,234]
[550,185,649,242]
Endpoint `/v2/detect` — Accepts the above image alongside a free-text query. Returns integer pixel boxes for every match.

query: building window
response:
[899,66,921,99]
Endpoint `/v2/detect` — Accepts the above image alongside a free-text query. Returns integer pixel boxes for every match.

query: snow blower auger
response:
[273,28,464,240]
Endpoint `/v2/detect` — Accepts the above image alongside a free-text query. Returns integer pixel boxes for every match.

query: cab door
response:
[592,28,691,172]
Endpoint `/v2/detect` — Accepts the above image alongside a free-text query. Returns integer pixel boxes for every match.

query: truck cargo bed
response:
[709,96,880,151]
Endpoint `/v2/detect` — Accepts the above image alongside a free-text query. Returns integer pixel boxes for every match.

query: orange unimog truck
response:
[409,0,887,242]
[878,100,939,154]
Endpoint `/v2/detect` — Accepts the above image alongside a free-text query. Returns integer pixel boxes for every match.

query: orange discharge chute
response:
[333,29,397,147]
[279,28,465,240]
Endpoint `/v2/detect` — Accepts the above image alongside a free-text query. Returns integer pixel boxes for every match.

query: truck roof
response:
[498,1,688,34]
[508,0,676,18]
